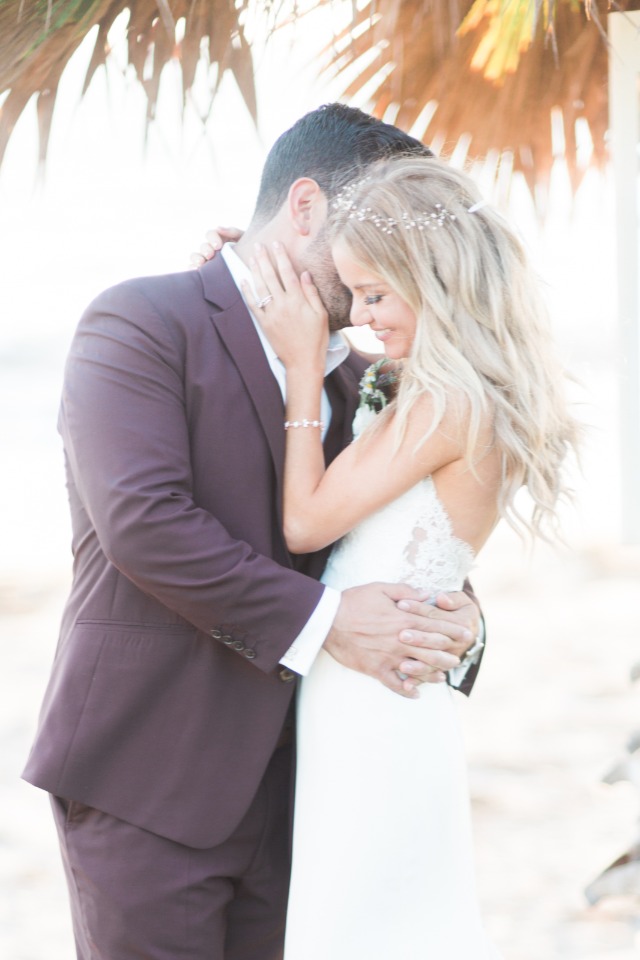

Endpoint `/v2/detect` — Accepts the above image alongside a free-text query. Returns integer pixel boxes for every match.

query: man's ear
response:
[287,178,328,238]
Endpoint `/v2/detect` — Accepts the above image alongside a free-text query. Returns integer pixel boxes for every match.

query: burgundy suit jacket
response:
[23,256,364,848]
[23,255,482,849]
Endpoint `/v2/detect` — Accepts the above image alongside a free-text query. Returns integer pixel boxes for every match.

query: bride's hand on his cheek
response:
[244,242,329,370]
[189,226,244,267]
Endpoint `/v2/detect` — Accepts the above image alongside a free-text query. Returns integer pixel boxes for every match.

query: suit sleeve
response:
[447,578,485,696]
[60,280,325,674]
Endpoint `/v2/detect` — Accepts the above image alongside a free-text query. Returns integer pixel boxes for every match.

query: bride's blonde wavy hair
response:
[329,156,579,538]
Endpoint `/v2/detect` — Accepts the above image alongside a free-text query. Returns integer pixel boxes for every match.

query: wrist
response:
[459,634,485,666]
[286,363,324,386]
[285,367,324,421]
[284,417,324,430]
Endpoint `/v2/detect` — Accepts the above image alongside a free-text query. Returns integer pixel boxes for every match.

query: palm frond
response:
[319,0,640,198]
[2,0,640,194]
[0,0,272,169]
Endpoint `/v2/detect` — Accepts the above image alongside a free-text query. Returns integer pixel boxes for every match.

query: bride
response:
[242,156,578,959]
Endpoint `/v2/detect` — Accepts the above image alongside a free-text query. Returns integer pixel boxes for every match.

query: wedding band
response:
[257,295,273,309]
[397,671,409,681]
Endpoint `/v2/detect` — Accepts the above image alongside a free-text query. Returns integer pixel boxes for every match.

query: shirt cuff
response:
[279,587,342,676]
[448,616,486,688]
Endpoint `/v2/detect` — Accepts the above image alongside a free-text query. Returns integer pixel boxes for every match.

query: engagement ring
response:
[257,295,273,309]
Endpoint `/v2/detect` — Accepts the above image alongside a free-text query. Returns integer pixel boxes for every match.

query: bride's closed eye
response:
[364,294,384,305]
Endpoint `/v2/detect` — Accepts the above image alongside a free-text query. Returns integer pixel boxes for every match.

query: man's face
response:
[299,223,353,332]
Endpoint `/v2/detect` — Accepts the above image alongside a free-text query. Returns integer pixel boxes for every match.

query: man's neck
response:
[234,224,280,267]
[234,206,298,267]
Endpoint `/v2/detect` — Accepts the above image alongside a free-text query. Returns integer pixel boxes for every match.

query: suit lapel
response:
[325,356,363,461]
[200,258,365,560]
[200,257,286,495]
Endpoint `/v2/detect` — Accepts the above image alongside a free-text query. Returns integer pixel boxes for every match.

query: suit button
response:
[209,628,223,639]
[232,640,245,652]
[222,636,234,646]
[279,668,296,683]
[243,648,256,659]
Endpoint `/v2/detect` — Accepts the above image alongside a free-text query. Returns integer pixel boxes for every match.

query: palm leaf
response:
[317,0,640,198]
[0,0,272,168]
[1,0,640,195]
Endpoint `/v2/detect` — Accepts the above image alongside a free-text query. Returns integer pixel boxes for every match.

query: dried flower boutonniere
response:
[352,358,400,437]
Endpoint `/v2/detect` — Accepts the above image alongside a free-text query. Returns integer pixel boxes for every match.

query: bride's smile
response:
[331,238,417,359]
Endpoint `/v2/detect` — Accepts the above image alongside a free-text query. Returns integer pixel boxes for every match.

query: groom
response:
[23,104,483,960]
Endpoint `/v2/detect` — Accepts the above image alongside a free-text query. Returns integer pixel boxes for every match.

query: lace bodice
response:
[321,408,475,595]
[321,476,475,595]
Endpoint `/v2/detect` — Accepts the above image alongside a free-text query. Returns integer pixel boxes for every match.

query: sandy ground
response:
[460,533,640,959]
[2,528,639,960]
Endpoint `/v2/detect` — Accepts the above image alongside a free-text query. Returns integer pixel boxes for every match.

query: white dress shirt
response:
[221,245,346,675]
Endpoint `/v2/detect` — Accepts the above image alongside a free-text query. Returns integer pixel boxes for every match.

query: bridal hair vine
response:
[332,177,487,234]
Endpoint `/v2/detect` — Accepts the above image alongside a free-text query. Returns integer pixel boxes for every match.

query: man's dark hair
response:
[252,103,432,225]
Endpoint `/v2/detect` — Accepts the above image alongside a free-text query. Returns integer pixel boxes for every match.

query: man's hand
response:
[190,226,244,267]
[393,590,482,689]
[324,583,470,699]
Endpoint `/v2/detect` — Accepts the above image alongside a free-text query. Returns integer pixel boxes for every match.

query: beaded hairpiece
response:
[332,176,486,234]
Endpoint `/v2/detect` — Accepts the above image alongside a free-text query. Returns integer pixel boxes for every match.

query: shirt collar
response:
[221,243,349,375]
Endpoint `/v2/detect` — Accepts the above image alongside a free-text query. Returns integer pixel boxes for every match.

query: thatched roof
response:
[1,0,639,192]
[0,0,269,169]
[319,0,640,198]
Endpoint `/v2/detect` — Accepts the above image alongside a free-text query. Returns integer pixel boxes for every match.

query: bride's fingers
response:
[252,243,285,298]
[271,242,302,293]
[189,241,217,268]
[267,244,327,327]
[203,231,222,251]
[300,271,328,317]
[247,259,274,309]
[190,226,244,269]
[206,226,244,245]
[241,280,264,316]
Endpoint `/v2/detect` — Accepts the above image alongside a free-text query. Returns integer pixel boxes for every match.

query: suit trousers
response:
[50,740,294,960]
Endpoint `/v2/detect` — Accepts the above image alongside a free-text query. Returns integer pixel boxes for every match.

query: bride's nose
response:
[350,302,371,328]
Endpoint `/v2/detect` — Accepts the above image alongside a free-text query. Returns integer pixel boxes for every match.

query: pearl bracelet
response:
[284,419,325,430]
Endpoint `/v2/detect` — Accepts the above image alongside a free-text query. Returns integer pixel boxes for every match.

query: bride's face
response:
[332,240,417,360]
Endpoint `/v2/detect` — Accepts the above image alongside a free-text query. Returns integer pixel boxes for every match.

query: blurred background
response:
[1,2,639,957]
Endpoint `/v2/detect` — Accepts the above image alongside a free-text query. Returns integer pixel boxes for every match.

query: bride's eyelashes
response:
[363,294,384,305]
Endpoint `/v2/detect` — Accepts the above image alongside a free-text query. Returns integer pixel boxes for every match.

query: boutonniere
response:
[358,358,399,413]
[352,359,400,437]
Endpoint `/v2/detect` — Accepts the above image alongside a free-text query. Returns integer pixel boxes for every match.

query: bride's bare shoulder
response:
[401,387,497,460]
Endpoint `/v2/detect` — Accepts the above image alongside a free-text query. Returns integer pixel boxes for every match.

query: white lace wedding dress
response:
[283,445,499,958]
